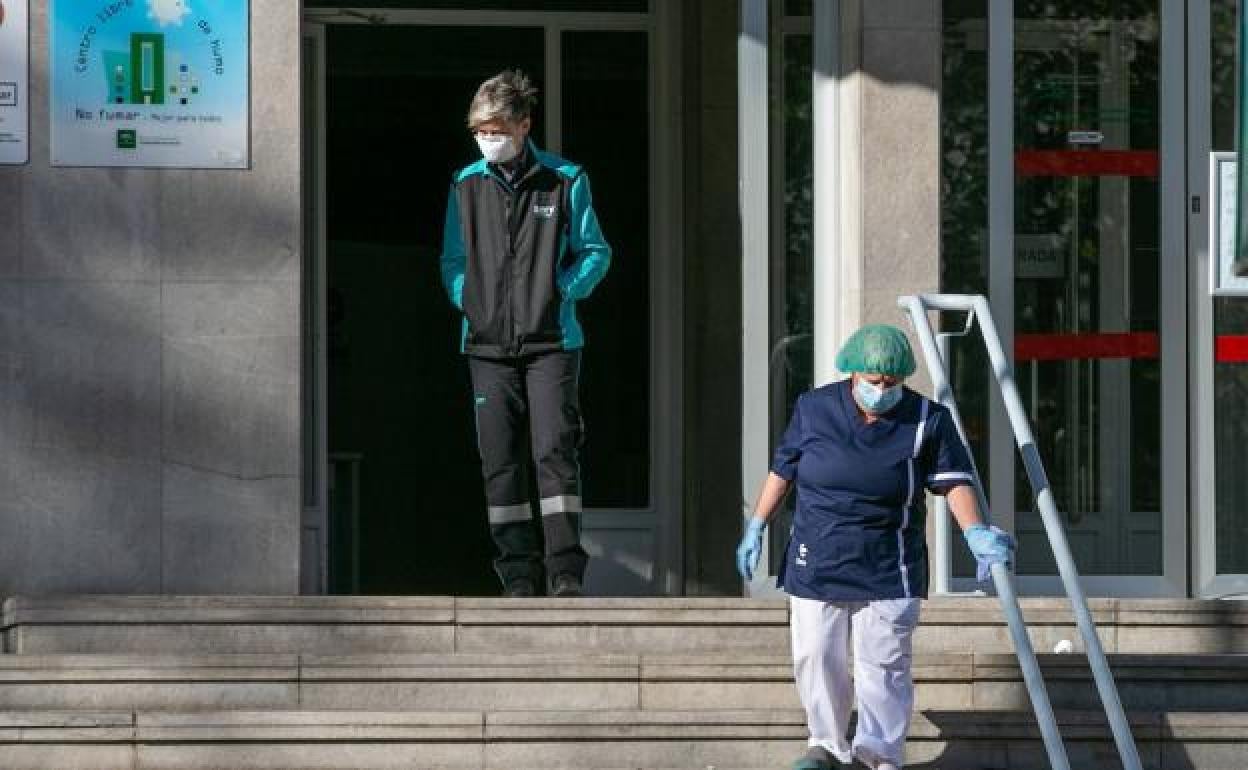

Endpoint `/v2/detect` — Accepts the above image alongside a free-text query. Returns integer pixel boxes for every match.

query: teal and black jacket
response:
[440,141,612,358]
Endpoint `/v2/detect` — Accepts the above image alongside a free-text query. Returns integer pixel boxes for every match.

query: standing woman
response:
[736,325,1014,770]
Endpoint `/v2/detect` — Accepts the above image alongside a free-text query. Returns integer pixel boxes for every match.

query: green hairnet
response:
[835,324,917,378]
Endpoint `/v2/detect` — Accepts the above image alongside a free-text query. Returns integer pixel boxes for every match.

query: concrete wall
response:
[0,0,302,595]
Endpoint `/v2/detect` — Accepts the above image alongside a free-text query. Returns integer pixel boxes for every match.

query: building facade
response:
[0,0,1243,601]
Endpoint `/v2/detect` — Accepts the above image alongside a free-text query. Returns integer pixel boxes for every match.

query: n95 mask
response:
[476,134,519,164]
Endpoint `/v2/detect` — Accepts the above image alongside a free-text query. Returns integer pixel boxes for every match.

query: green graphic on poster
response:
[107,33,168,106]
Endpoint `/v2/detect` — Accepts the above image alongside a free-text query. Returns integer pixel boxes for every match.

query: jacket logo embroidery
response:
[532,203,557,219]
[796,543,808,567]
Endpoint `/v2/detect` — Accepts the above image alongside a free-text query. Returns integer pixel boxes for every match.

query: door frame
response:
[1187,0,1248,599]
[299,3,685,596]
[946,0,1188,598]
[300,21,331,595]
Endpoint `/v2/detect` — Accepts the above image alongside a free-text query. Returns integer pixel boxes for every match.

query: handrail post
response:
[932,332,953,595]
[962,294,1143,770]
[900,293,1143,770]
[900,295,1071,770]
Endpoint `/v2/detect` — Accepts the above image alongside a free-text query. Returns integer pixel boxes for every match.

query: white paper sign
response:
[0,0,29,164]
[1209,152,1248,296]
[50,0,250,168]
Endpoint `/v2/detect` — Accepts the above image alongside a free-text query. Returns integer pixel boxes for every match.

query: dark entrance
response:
[320,23,651,595]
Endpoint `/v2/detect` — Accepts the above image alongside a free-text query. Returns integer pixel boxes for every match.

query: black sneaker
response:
[503,578,537,598]
[790,746,847,769]
[550,574,583,597]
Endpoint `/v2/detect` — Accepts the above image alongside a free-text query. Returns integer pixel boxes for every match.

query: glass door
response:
[941,1,1185,595]
[1192,0,1248,598]
[1007,0,1185,595]
[1012,5,1162,576]
[765,3,814,583]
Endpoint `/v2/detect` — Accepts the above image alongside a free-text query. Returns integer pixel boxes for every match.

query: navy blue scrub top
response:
[771,379,974,602]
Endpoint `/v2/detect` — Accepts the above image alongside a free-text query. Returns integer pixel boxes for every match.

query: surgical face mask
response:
[854,376,903,414]
[475,133,520,164]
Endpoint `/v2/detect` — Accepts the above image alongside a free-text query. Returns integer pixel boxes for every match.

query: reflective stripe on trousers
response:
[468,351,588,585]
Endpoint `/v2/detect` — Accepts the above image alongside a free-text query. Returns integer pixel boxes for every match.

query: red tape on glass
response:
[1014,332,1160,361]
[1216,335,1248,363]
[1015,150,1159,177]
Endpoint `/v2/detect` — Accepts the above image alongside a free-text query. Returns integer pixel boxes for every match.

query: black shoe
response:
[790,746,847,769]
[503,578,537,598]
[550,573,583,597]
[790,748,831,769]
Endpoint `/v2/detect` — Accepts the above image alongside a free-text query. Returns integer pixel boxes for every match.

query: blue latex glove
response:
[736,518,766,581]
[963,524,1016,583]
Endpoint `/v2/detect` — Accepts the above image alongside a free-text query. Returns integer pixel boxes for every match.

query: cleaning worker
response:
[440,70,611,598]
[736,324,1015,770]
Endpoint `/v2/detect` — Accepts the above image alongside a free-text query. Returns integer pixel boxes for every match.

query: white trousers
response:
[789,595,921,768]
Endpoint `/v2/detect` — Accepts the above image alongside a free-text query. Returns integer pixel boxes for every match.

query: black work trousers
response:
[468,350,588,590]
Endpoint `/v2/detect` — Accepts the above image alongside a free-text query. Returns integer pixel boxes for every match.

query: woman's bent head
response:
[837,324,916,414]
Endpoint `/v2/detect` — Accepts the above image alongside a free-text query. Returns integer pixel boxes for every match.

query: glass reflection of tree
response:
[1212,0,1236,151]
[941,6,992,573]
[941,9,988,298]
[767,32,814,573]
[1214,300,1248,570]
[781,33,813,402]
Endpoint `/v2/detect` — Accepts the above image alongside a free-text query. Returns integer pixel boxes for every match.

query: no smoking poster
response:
[50,0,250,168]
[0,0,29,164]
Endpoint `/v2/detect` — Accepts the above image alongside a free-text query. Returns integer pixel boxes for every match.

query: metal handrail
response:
[900,293,1142,770]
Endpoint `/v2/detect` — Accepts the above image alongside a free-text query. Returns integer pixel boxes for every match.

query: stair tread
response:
[1,650,1246,667]
[8,597,1248,660]
[2,707,1245,726]
[8,595,1248,623]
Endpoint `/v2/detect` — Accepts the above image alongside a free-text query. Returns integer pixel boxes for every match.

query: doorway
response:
[940,0,1186,597]
[301,6,679,596]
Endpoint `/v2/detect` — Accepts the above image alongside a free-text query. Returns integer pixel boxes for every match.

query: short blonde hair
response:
[467,70,539,128]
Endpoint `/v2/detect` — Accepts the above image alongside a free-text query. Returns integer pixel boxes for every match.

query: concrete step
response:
[5,595,1246,655]
[0,708,1243,769]
[0,652,1243,714]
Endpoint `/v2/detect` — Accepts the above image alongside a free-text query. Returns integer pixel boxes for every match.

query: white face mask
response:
[476,134,520,164]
